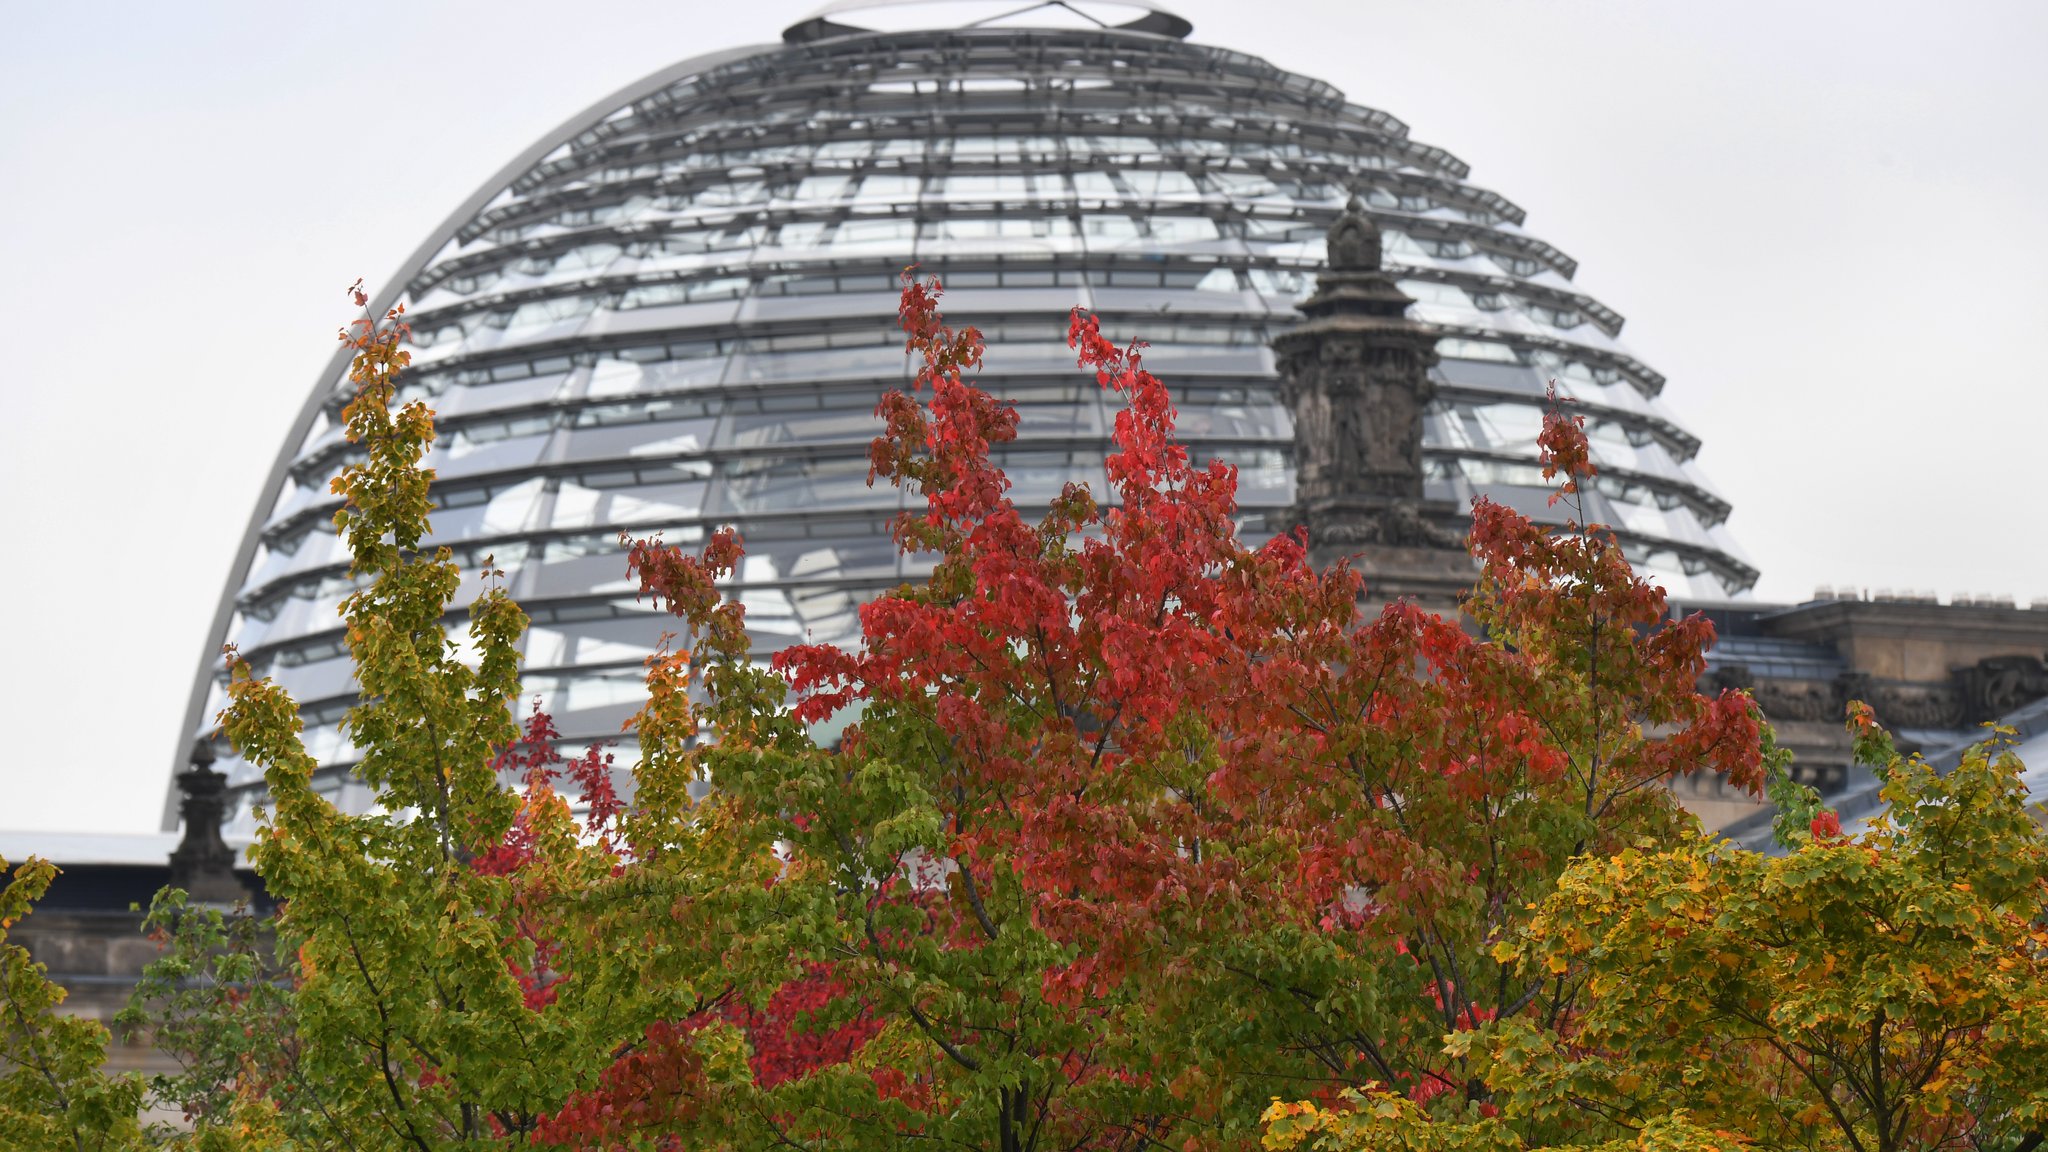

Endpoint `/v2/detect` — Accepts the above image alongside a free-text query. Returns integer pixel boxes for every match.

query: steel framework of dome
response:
[171,0,1756,829]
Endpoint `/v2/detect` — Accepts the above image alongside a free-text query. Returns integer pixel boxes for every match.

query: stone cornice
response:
[1760,598,2048,648]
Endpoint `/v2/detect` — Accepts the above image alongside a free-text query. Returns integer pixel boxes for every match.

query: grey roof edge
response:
[162,40,781,829]
[0,830,252,868]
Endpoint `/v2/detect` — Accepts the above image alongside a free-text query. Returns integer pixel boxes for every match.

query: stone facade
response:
[12,895,174,1076]
[1679,597,2048,836]
[1760,598,2048,705]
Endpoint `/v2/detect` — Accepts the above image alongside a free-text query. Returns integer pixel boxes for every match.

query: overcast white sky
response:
[2,0,2043,836]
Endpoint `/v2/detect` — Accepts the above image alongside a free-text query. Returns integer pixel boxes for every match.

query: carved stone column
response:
[1273,195,1471,605]
[167,738,250,906]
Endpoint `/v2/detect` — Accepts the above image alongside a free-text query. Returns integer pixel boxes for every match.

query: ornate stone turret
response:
[1273,194,1471,604]
[167,738,249,906]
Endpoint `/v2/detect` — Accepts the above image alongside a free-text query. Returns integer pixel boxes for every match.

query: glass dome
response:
[174,3,1756,827]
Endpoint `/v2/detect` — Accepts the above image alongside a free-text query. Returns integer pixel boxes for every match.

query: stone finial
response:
[167,737,249,906]
[1325,193,1383,272]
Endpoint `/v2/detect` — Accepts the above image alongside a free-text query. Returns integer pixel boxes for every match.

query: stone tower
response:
[1273,194,1472,605]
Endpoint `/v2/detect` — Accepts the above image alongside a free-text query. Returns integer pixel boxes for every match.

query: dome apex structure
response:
[172,12,1754,828]
[784,0,1193,42]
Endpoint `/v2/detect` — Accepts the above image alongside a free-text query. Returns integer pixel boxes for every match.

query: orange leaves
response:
[1538,381,1596,506]
[622,526,750,673]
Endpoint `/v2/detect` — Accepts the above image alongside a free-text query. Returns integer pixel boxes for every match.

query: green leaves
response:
[210,289,648,1148]
[1481,722,2048,1152]
[0,856,147,1151]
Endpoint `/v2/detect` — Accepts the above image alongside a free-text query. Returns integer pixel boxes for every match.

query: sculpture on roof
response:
[1325,193,1383,272]
[167,738,250,906]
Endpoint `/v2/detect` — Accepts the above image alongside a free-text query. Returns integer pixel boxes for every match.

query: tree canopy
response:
[2,275,2037,1152]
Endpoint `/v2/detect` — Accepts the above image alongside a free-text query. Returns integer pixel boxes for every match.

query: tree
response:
[194,270,1770,1151]
[186,279,868,1151]
[607,273,1768,1149]
[1466,710,2048,1152]
[213,284,709,1149]
[0,856,147,1151]
[1261,712,2048,1152]
[119,886,330,1149]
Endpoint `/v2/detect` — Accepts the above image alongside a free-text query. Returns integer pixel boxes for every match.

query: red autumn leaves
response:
[522,271,1765,1142]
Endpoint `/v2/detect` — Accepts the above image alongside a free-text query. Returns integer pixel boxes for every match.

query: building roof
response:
[0,831,231,868]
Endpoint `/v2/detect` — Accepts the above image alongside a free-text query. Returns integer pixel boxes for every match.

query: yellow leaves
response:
[1259,1098,1324,1150]
[1260,1090,1526,1152]
[1907,960,1941,991]
[1490,723,2048,1152]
